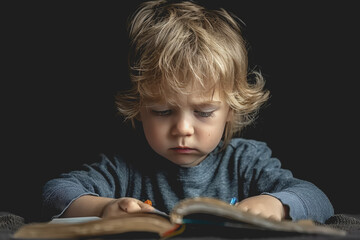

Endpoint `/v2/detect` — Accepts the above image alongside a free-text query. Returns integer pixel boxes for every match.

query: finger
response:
[102,200,128,218]
[248,211,280,221]
[236,205,261,217]
[119,199,142,213]
[267,214,282,222]
[138,201,155,212]
[118,198,156,213]
[235,203,248,211]
[246,208,261,217]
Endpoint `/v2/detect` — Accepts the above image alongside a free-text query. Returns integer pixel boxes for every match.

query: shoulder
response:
[219,138,274,161]
[226,138,270,152]
[220,138,283,173]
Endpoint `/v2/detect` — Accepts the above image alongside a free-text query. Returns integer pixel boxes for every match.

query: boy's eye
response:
[151,110,172,116]
[195,110,214,118]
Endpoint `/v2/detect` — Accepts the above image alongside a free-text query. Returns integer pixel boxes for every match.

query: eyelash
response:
[151,110,214,118]
[194,110,214,118]
[152,110,172,116]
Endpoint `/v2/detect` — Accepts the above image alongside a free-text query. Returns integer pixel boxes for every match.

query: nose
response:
[171,113,194,137]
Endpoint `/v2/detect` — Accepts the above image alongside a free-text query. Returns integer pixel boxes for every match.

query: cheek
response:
[142,118,167,148]
[199,121,226,149]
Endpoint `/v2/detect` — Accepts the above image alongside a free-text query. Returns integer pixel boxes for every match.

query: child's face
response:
[139,89,231,167]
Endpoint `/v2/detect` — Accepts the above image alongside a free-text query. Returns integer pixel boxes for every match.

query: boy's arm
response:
[237,140,334,223]
[41,154,129,220]
[262,181,334,223]
[62,195,154,218]
[61,195,114,217]
[235,194,289,222]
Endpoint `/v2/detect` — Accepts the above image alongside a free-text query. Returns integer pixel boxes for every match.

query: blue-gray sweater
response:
[42,138,334,223]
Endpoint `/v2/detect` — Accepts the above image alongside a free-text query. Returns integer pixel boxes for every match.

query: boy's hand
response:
[235,195,289,221]
[101,197,155,218]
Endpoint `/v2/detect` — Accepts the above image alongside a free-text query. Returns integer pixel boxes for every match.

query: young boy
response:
[42,0,334,223]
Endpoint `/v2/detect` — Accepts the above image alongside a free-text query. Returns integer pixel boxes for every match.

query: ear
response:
[226,108,233,122]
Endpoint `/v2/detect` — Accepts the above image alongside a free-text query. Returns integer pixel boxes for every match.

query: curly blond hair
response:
[116,0,269,148]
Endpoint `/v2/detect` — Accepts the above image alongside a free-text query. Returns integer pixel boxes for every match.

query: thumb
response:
[139,201,155,212]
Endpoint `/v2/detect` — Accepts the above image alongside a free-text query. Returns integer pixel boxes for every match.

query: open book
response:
[13,197,346,239]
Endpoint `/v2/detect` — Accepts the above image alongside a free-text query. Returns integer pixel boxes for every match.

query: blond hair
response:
[116,0,269,148]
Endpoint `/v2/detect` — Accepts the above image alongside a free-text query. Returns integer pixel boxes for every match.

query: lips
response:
[170,146,196,153]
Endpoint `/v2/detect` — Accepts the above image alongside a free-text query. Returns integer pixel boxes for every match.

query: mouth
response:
[170,146,196,153]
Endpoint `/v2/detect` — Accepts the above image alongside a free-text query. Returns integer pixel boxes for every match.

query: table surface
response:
[1,214,359,240]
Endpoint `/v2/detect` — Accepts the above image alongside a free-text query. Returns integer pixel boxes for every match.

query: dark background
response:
[2,1,359,223]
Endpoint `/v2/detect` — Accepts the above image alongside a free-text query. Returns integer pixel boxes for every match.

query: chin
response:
[167,156,205,167]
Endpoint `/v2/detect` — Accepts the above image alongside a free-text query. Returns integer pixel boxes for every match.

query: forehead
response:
[143,87,224,106]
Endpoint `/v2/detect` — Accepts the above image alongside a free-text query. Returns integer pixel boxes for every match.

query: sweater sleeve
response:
[237,140,334,223]
[41,153,129,220]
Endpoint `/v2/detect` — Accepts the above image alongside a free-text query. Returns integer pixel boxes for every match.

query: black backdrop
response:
[2,1,359,223]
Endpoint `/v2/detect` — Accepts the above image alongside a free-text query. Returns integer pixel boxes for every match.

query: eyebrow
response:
[190,101,222,108]
[144,100,222,108]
